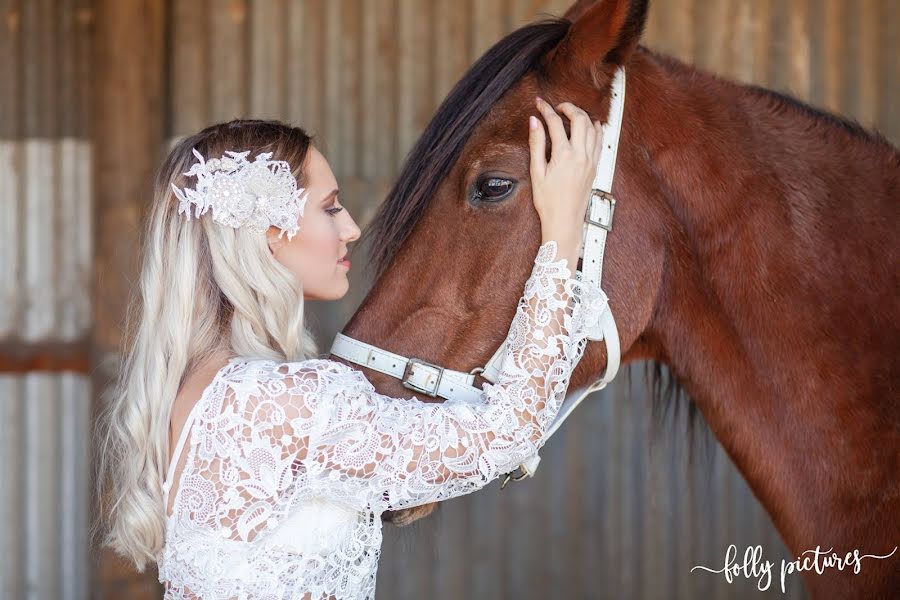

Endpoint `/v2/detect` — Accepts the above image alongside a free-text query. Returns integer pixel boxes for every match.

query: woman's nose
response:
[341,213,361,242]
[347,222,361,242]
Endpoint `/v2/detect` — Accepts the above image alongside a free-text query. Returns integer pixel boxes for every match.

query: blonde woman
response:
[96,99,608,599]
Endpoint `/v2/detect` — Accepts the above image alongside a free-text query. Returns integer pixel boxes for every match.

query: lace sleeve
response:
[256,239,608,514]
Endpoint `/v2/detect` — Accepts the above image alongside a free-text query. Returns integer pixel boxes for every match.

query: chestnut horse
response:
[333,0,900,596]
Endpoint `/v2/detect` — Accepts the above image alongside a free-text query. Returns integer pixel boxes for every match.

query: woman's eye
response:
[326,206,344,216]
[474,177,514,201]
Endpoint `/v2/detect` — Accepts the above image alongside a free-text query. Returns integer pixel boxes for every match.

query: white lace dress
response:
[157,240,610,599]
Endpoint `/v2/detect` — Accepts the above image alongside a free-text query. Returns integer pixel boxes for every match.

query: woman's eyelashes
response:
[325,205,344,216]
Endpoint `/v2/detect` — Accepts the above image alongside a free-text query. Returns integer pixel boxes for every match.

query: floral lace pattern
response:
[157,240,609,599]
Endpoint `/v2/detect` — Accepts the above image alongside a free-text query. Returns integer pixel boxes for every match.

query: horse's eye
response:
[475,177,514,201]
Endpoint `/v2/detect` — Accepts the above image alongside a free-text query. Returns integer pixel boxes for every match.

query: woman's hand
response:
[529,97,603,270]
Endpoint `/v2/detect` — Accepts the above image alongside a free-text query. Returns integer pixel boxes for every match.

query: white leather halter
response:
[330,67,626,489]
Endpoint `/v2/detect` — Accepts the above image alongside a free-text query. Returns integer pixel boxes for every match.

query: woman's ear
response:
[265,227,283,255]
[548,0,649,85]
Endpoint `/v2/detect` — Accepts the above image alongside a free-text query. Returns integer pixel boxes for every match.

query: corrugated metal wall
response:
[0,374,92,599]
[1,0,897,598]
[0,0,93,599]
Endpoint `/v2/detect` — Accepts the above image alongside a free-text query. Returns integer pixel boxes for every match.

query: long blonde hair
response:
[94,120,321,571]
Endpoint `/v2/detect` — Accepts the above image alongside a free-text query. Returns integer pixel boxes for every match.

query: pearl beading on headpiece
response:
[171,148,309,240]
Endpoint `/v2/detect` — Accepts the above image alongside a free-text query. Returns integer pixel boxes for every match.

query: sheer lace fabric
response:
[157,240,609,599]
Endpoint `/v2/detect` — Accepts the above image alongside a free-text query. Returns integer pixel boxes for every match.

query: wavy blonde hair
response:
[93,119,321,571]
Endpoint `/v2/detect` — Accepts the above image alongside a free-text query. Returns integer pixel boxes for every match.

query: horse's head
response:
[338,0,667,525]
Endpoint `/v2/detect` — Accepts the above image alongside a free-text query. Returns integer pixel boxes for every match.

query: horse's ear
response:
[562,0,600,21]
[549,0,649,81]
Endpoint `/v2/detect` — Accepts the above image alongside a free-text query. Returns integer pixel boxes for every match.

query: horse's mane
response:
[641,45,898,152]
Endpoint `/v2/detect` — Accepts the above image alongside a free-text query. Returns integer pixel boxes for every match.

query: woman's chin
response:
[302,273,351,301]
[326,277,351,301]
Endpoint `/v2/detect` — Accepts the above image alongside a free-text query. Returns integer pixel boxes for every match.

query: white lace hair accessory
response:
[171,148,309,240]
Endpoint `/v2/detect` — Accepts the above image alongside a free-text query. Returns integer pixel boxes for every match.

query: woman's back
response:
[166,354,230,515]
[160,357,382,600]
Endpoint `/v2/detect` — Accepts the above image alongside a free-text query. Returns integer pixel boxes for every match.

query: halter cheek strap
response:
[330,66,627,489]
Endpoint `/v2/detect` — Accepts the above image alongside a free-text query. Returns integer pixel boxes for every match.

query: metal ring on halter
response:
[499,466,530,490]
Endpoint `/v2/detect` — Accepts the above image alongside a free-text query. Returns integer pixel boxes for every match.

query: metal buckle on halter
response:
[401,358,444,397]
[499,466,530,490]
[586,189,616,231]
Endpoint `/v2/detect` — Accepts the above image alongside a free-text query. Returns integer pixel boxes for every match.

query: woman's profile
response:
[95,99,608,599]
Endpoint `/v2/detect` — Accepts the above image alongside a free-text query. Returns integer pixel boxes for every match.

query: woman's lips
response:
[338,258,350,269]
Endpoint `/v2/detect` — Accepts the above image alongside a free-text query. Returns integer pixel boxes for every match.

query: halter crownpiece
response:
[171,147,309,241]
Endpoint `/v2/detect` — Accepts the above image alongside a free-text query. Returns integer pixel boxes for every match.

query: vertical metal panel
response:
[0,142,22,337]
[284,0,307,127]
[171,0,210,135]
[93,0,165,356]
[297,0,328,137]
[1,3,94,598]
[431,496,468,600]
[2,0,93,343]
[0,376,25,599]
[0,374,91,600]
[434,0,470,104]
[210,0,249,123]
[339,0,363,178]
[0,0,23,140]
[23,0,58,138]
[822,0,845,113]
[23,142,57,341]
[397,0,434,168]
[58,140,93,341]
[855,0,878,125]
[0,0,22,338]
[24,374,61,600]
[250,0,288,120]
[375,0,401,180]
[877,0,899,142]
[59,373,91,600]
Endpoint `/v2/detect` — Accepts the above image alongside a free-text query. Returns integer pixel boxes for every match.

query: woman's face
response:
[266,146,361,300]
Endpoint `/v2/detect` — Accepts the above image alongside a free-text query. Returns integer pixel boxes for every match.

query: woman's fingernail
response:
[536,96,543,105]
[529,115,538,129]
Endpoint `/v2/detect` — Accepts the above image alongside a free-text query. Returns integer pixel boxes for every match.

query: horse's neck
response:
[625,51,899,571]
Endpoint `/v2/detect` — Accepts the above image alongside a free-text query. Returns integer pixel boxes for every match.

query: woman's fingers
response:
[529,98,603,194]
[528,114,547,179]
[555,102,590,153]
[535,97,569,157]
[529,98,602,245]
